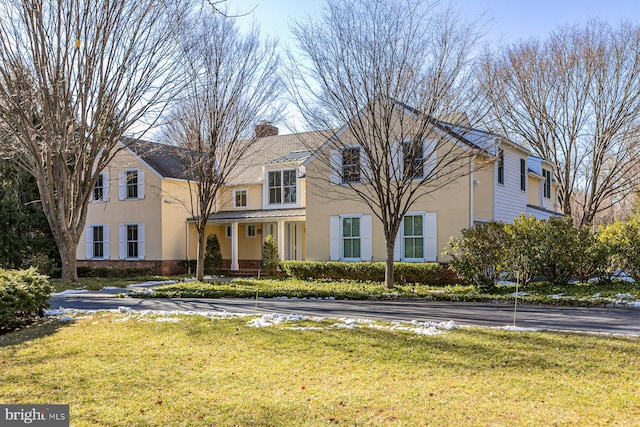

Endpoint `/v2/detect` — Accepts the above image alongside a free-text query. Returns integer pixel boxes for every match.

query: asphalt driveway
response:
[49,289,640,336]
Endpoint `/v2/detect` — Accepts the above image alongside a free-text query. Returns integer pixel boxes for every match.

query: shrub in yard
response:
[204,234,223,274]
[599,215,640,281]
[279,261,444,285]
[0,268,52,329]
[444,222,508,290]
[261,235,279,274]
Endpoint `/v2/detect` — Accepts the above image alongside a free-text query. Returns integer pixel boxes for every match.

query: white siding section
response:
[494,147,529,223]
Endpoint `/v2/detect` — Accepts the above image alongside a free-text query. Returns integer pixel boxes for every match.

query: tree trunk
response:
[196,228,206,282]
[384,240,395,289]
[60,233,79,284]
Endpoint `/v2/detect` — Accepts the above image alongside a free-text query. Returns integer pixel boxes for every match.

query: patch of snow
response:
[500,325,540,332]
[508,292,529,297]
[118,306,133,313]
[101,286,122,290]
[58,316,75,323]
[549,293,564,299]
[155,317,181,323]
[615,293,635,300]
[592,293,601,298]
[51,289,89,296]
[496,280,517,286]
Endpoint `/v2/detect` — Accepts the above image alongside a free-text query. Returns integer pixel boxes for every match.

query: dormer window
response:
[268,170,296,205]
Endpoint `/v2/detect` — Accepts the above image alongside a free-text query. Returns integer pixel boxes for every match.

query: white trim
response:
[233,188,248,208]
[121,143,164,180]
[400,212,426,262]
[119,169,144,201]
[329,216,340,260]
[399,212,437,262]
[246,224,257,238]
[262,168,301,210]
[340,214,363,262]
[120,223,144,260]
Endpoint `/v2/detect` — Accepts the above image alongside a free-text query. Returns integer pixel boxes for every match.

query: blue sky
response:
[228,0,640,47]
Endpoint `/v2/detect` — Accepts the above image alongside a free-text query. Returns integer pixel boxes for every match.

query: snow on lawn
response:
[43,308,460,336]
[50,289,90,296]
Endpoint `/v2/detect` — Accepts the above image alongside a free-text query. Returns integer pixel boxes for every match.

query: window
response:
[93,226,104,258]
[497,150,504,185]
[225,225,232,238]
[234,189,247,208]
[403,215,424,260]
[342,147,361,183]
[246,224,256,238]
[118,224,144,260]
[403,140,423,179]
[119,169,144,200]
[126,171,138,199]
[283,170,296,203]
[127,224,139,258]
[543,169,552,199]
[342,217,361,259]
[94,174,104,201]
[268,170,296,205]
[520,158,526,191]
[86,224,109,260]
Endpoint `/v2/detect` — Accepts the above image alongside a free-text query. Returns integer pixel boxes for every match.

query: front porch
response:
[189,208,306,271]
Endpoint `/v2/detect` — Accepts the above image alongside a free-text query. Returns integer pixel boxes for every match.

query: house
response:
[77,107,561,273]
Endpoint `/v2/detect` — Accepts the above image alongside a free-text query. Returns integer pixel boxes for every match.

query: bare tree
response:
[162,12,282,281]
[480,20,640,227]
[289,0,487,288]
[0,0,195,283]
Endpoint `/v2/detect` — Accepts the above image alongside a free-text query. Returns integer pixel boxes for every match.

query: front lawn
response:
[1,313,639,426]
[132,277,640,307]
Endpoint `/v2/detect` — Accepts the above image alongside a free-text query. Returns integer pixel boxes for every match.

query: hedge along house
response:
[78,107,561,274]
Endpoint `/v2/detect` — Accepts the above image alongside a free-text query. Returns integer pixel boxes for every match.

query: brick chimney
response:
[255,121,279,138]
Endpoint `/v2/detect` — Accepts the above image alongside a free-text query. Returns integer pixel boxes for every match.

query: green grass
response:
[49,276,178,293]
[135,277,640,306]
[1,313,639,426]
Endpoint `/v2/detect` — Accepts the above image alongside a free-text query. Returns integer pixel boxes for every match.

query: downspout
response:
[469,155,476,228]
[185,221,190,274]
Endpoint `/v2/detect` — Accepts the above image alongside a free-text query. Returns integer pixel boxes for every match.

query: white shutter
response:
[329,216,340,260]
[394,227,401,261]
[118,171,125,200]
[119,224,126,259]
[361,215,372,261]
[85,227,93,259]
[329,150,341,185]
[138,170,145,199]
[424,139,437,178]
[138,223,145,259]
[390,143,401,181]
[103,172,110,201]
[103,225,110,259]
[359,147,371,183]
[424,212,437,261]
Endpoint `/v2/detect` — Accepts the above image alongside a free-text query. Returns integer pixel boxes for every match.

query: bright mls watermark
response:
[1,405,68,426]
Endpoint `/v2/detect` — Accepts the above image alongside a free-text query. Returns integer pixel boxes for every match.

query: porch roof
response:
[200,208,306,223]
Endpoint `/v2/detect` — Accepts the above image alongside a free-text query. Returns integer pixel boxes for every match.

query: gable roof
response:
[226,131,327,185]
[122,139,194,181]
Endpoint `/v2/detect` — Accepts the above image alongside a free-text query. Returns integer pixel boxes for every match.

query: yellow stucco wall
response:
[472,158,494,222]
[305,135,473,262]
[77,148,164,260]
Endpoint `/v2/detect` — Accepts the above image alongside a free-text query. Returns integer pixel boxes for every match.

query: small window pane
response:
[126,171,138,199]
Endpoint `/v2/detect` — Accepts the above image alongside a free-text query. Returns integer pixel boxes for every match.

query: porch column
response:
[277,219,286,261]
[231,221,239,271]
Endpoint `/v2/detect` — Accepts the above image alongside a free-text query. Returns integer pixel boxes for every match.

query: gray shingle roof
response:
[202,208,306,222]
[123,139,193,180]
